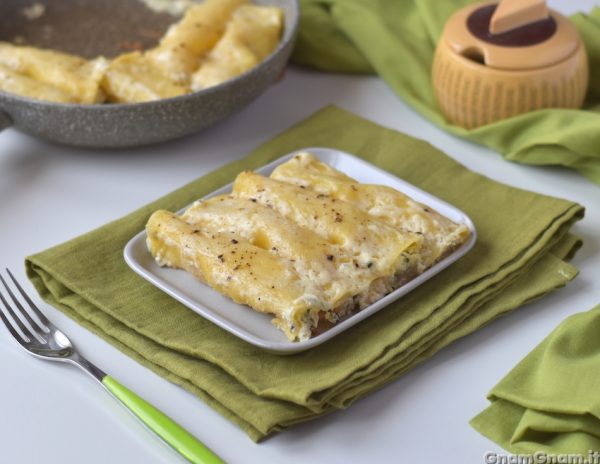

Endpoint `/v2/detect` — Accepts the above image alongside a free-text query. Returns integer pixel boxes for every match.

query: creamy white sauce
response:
[21,3,46,20]
[137,0,194,16]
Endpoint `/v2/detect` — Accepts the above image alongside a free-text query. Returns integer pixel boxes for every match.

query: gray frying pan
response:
[0,0,298,147]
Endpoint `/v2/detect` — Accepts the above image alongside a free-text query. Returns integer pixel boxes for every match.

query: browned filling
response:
[309,238,465,337]
[310,267,419,336]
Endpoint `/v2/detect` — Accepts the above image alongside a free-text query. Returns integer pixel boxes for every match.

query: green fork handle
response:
[102,376,224,464]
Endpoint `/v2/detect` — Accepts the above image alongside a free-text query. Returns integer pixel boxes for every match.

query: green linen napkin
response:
[471,303,600,454]
[26,106,585,442]
[293,1,600,185]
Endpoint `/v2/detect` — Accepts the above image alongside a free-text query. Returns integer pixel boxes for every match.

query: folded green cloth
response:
[26,106,585,442]
[293,0,600,185]
[472,303,600,454]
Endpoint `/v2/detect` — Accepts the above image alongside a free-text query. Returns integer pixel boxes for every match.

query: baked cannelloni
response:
[0,43,108,103]
[146,0,248,84]
[270,153,471,271]
[191,4,284,90]
[146,152,471,341]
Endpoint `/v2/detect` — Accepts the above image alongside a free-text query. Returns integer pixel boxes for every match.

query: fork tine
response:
[0,299,30,344]
[0,282,33,342]
[3,270,49,333]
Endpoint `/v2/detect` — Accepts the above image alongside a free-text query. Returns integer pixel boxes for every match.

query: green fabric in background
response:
[471,303,600,454]
[293,0,600,185]
[26,106,585,441]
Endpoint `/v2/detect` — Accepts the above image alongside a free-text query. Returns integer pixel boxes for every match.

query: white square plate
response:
[124,148,477,354]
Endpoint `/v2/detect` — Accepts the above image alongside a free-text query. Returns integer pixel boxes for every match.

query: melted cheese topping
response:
[191,5,283,90]
[146,153,470,342]
[146,0,248,84]
[0,42,108,103]
[101,52,189,103]
[270,152,472,271]
[0,63,76,103]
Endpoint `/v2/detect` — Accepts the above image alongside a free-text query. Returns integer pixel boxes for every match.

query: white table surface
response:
[1,2,599,462]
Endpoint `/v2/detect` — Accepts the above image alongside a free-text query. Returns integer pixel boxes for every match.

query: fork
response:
[0,269,223,464]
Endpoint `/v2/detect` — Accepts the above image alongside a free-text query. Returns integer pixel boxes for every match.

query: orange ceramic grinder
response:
[432,0,588,129]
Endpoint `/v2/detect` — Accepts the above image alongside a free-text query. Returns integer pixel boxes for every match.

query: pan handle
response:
[0,111,12,132]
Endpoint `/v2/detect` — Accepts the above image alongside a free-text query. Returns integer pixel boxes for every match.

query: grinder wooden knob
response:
[489,0,549,34]
[432,0,588,129]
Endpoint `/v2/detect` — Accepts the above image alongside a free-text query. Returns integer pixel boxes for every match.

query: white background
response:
[1,1,599,462]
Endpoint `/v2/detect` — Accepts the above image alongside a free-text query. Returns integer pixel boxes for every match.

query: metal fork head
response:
[0,269,74,360]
